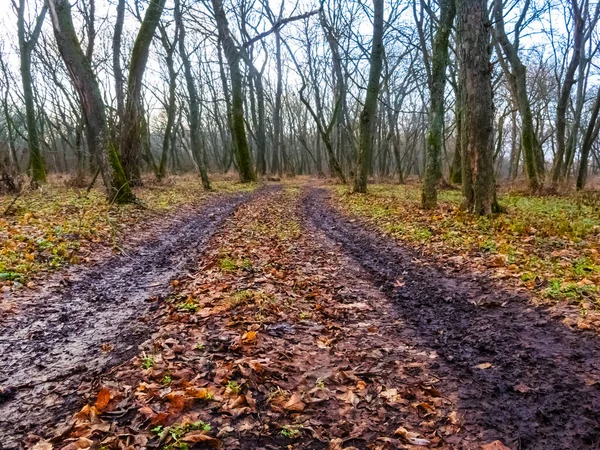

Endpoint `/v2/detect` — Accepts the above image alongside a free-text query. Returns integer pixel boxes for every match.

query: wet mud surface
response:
[0,190,256,449]
[304,187,600,450]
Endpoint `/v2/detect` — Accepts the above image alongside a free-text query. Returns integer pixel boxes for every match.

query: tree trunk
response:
[211,0,256,183]
[113,0,126,124]
[16,0,48,186]
[576,87,600,190]
[353,0,384,193]
[422,0,456,208]
[120,0,167,184]
[493,0,541,191]
[457,0,498,215]
[175,0,211,189]
[552,0,584,187]
[48,0,134,203]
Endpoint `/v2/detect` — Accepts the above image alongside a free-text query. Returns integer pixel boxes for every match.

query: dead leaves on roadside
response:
[43,188,471,449]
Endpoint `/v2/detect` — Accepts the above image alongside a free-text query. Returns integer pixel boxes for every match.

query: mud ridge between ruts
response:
[303,187,600,450]
[0,187,272,449]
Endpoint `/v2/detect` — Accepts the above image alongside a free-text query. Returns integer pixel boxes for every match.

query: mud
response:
[0,190,256,449]
[304,187,600,450]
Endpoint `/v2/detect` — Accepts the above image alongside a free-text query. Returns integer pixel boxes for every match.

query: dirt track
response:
[4,184,600,450]
[0,190,257,449]
[304,187,600,450]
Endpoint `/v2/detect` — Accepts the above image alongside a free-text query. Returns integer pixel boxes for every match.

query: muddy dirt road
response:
[304,187,600,450]
[0,191,257,449]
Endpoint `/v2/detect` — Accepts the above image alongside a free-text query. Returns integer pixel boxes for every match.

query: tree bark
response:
[353,0,384,193]
[15,0,48,185]
[175,0,211,189]
[422,0,456,208]
[493,0,541,191]
[48,0,134,203]
[120,0,167,184]
[576,87,600,190]
[211,0,256,182]
[457,0,498,215]
[552,0,584,187]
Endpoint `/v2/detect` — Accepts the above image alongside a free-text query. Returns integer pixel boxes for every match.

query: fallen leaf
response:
[328,438,344,450]
[30,441,53,450]
[181,431,221,447]
[242,330,258,344]
[338,389,360,407]
[284,393,306,411]
[474,362,492,370]
[95,387,111,412]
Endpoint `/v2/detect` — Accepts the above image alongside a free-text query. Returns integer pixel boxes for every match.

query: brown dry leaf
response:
[186,387,211,399]
[474,362,492,370]
[181,431,221,447]
[284,393,306,411]
[481,441,511,450]
[95,387,111,412]
[30,441,53,450]
[338,389,360,407]
[447,411,460,425]
[328,438,344,450]
[75,437,94,449]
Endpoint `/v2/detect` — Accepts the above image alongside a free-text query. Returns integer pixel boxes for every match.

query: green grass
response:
[332,184,600,308]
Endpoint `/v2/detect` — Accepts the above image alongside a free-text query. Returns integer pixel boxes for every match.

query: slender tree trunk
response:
[113,0,126,123]
[422,0,456,208]
[493,0,541,191]
[175,0,210,189]
[211,0,256,182]
[552,0,584,187]
[353,0,384,193]
[16,0,48,186]
[577,87,600,190]
[48,0,134,203]
[120,0,167,184]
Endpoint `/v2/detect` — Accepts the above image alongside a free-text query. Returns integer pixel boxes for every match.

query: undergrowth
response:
[332,184,600,310]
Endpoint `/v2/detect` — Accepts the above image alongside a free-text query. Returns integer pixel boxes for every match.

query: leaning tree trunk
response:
[552,0,584,188]
[113,0,126,124]
[493,0,542,191]
[457,0,498,215]
[353,0,385,193]
[48,0,134,204]
[16,0,48,186]
[119,0,167,185]
[422,0,456,208]
[175,0,211,190]
[211,0,256,183]
[576,87,600,190]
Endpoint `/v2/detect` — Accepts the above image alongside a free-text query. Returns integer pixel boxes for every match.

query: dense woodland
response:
[0,0,599,214]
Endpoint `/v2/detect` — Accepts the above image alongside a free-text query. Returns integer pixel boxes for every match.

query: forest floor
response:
[2,179,600,450]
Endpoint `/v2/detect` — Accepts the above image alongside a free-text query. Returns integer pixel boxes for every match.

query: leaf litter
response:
[35,187,483,449]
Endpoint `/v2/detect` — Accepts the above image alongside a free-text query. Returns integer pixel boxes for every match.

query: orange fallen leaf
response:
[95,387,111,412]
[242,330,258,344]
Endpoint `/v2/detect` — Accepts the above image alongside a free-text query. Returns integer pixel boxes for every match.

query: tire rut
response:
[303,187,600,450]
[0,188,263,449]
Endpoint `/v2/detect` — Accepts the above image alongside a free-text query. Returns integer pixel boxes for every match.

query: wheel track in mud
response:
[303,187,600,450]
[0,187,270,449]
